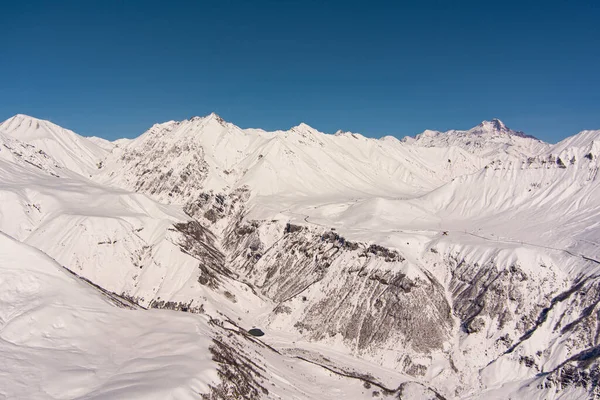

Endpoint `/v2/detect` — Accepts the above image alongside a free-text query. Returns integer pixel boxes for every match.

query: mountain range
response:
[0,113,598,399]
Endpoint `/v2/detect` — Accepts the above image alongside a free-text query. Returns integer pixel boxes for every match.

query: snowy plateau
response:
[0,113,599,400]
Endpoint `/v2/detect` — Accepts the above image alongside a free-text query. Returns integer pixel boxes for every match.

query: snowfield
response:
[0,113,598,399]
[0,232,218,400]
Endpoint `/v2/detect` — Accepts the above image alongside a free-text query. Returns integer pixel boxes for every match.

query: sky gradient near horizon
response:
[1,0,598,143]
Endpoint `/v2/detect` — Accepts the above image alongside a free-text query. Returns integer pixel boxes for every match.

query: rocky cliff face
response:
[222,217,454,374]
[99,121,213,203]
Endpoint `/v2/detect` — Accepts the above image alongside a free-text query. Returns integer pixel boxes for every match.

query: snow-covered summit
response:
[405,118,550,159]
[0,114,107,176]
[471,118,531,137]
[290,122,318,134]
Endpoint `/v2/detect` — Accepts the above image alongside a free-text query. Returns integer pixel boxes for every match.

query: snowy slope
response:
[0,130,448,400]
[0,113,598,399]
[0,133,261,315]
[87,135,116,151]
[3,232,427,400]
[0,114,107,176]
[0,231,220,400]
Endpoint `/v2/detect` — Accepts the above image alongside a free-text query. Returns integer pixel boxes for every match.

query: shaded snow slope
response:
[0,136,262,316]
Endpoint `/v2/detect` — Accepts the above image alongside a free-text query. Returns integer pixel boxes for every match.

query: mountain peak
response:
[10,113,38,121]
[188,112,226,125]
[475,118,509,133]
[489,118,506,131]
[207,112,225,123]
[290,122,316,133]
[3,114,47,128]
[0,113,108,176]
[1,114,61,136]
[471,118,537,139]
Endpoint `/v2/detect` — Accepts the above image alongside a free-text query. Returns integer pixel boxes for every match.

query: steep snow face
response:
[548,129,600,166]
[405,119,550,159]
[0,114,108,176]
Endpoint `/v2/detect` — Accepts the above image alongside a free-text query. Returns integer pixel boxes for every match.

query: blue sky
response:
[1,0,598,142]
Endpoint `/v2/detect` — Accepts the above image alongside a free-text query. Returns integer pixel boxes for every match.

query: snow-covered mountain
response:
[1,113,598,399]
[0,114,107,176]
[404,118,550,159]
[94,113,487,205]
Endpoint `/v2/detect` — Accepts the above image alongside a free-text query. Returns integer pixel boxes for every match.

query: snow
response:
[406,118,550,159]
[0,113,598,399]
[0,232,219,400]
[0,114,108,176]
[87,135,116,151]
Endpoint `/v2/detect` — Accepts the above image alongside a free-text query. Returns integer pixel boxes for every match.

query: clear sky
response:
[1,0,598,142]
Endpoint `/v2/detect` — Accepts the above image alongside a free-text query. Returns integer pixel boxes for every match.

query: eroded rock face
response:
[184,187,250,225]
[224,219,453,355]
[553,276,600,353]
[444,248,600,398]
[300,266,451,353]
[202,338,269,400]
[112,129,211,203]
[541,357,600,397]
[448,255,557,337]
[171,221,232,289]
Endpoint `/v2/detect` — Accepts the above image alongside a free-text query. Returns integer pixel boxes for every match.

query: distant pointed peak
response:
[475,118,508,132]
[290,122,316,133]
[1,114,60,133]
[207,112,224,123]
[420,129,441,137]
[472,118,539,139]
[490,118,506,130]
[188,112,226,125]
[11,113,34,120]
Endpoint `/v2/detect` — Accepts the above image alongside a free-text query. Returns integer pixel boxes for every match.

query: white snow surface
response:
[0,232,218,400]
[0,114,107,176]
[1,113,599,399]
[404,118,551,159]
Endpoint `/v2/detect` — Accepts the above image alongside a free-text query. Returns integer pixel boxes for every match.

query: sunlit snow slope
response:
[1,113,598,400]
[0,114,107,176]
